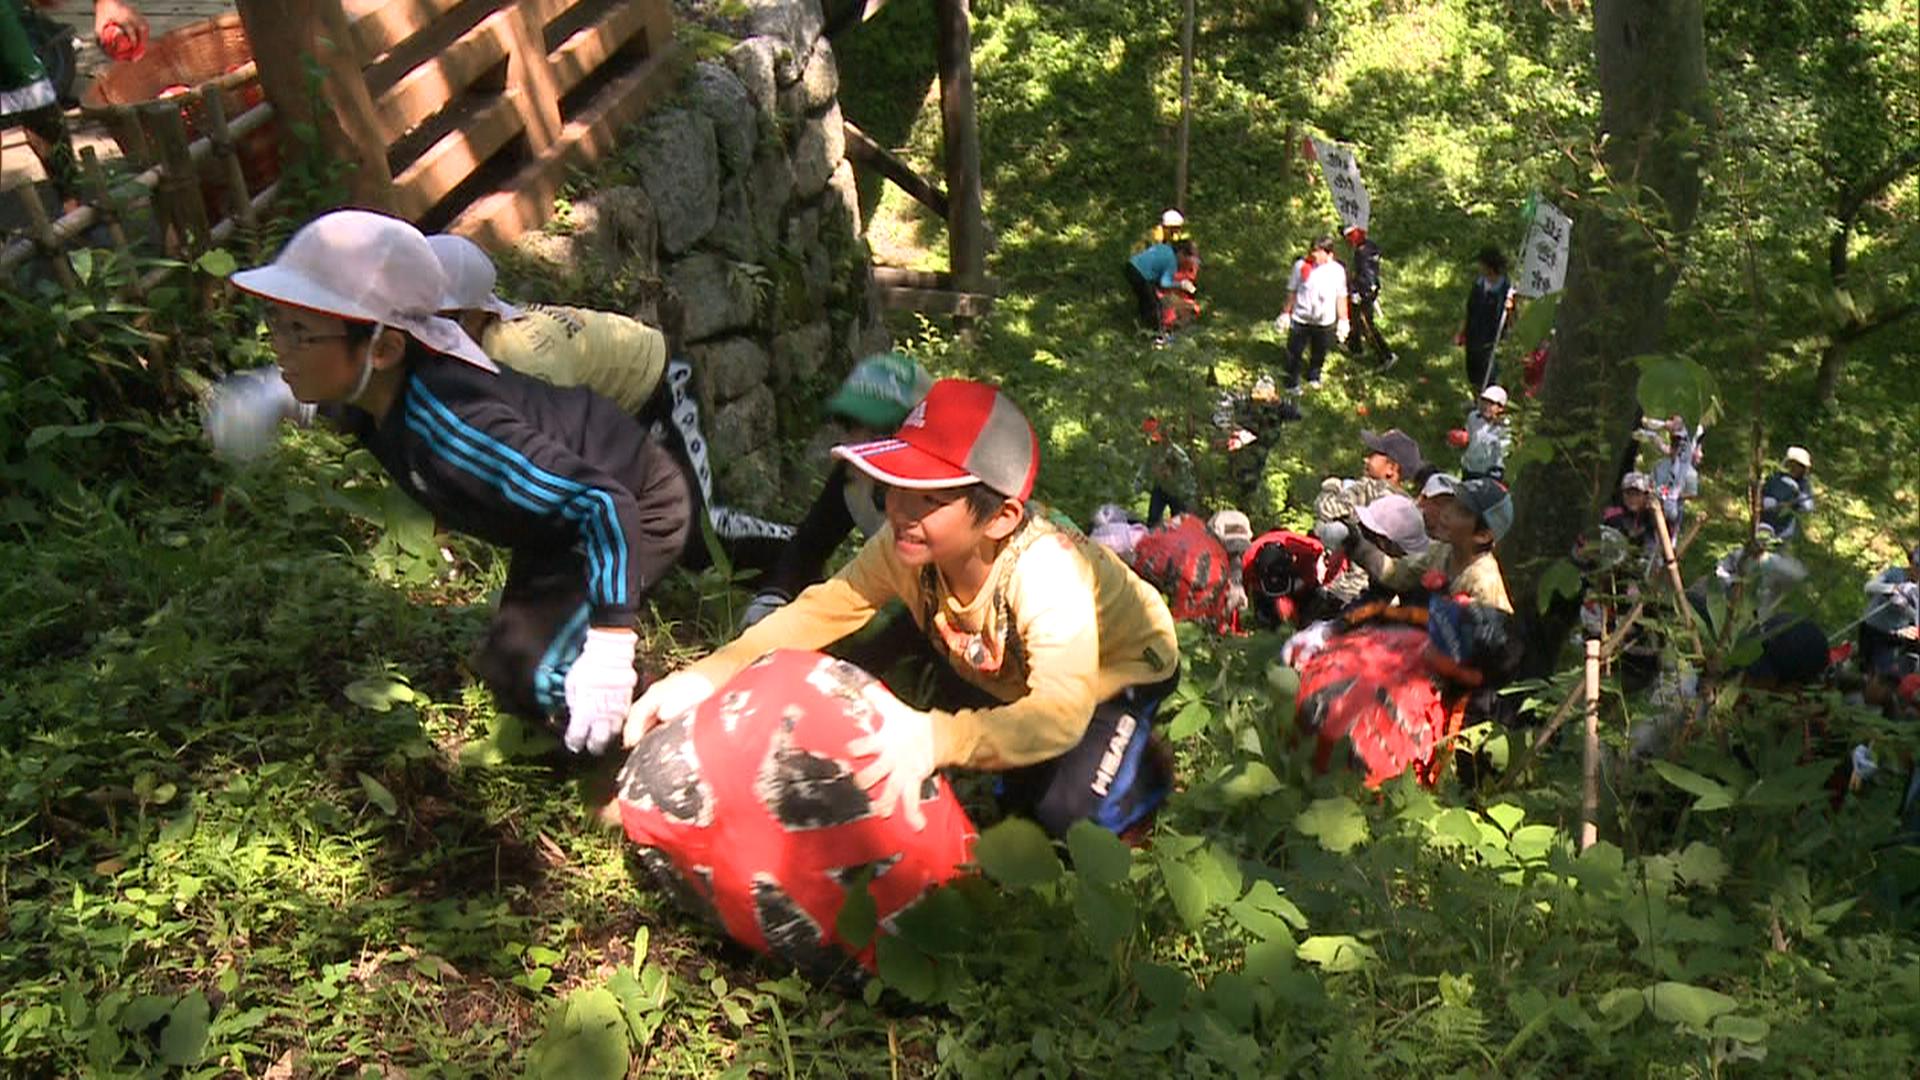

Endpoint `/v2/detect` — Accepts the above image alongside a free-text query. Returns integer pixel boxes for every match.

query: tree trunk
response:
[1505,0,1709,668]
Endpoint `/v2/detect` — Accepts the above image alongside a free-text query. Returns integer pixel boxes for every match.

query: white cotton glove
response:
[622,669,716,747]
[740,589,791,629]
[1226,580,1250,613]
[1273,314,1293,335]
[203,367,312,462]
[1337,317,1352,342]
[847,684,938,832]
[1762,496,1779,510]
[563,629,638,754]
[1179,279,1198,295]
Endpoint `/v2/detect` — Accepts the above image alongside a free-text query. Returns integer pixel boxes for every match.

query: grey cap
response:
[1355,494,1430,554]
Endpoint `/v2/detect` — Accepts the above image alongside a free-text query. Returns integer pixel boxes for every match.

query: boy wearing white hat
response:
[206,209,695,758]
[1458,385,1512,481]
[1761,446,1816,542]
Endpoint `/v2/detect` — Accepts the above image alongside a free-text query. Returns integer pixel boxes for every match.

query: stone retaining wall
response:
[514,0,887,515]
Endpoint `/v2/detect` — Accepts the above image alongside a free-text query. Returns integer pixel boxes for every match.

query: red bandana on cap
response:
[831,380,1040,501]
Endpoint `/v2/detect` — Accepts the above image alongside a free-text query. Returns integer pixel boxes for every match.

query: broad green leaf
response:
[1741,761,1841,809]
[1219,761,1282,805]
[1537,558,1583,614]
[524,987,630,1080]
[1294,796,1369,853]
[1065,820,1133,886]
[25,422,107,451]
[892,885,975,955]
[1192,843,1245,907]
[1073,878,1136,950]
[1432,807,1482,847]
[1165,699,1211,740]
[834,871,877,950]
[1243,880,1309,928]
[356,772,399,816]
[1595,987,1644,1030]
[345,676,416,713]
[120,994,173,1033]
[1296,935,1377,973]
[1712,1014,1770,1043]
[1133,961,1190,1008]
[974,818,1062,888]
[1650,762,1734,811]
[1206,971,1257,1031]
[876,936,936,1001]
[1158,854,1210,931]
[1244,938,1294,985]
[1635,354,1716,424]
[1227,893,1295,944]
[1674,842,1729,891]
[1485,803,1526,835]
[195,248,238,278]
[159,991,209,1067]
[70,248,95,282]
[1509,824,1559,862]
[1265,662,1300,699]
[1508,291,1559,351]
[1644,981,1738,1031]
[1571,841,1626,895]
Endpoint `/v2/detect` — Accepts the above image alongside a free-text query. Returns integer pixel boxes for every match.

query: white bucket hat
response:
[428,233,526,321]
[1784,446,1812,470]
[1160,208,1186,229]
[231,210,498,374]
[1479,384,1509,406]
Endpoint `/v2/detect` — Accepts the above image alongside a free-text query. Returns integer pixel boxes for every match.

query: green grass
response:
[2,0,1918,1075]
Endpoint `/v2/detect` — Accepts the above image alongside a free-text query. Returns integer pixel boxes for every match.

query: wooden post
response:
[506,0,565,155]
[1173,0,1195,212]
[934,0,987,333]
[198,90,258,242]
[146,101,212,257]
[1580,638,1601,851]
[235,0,394,209]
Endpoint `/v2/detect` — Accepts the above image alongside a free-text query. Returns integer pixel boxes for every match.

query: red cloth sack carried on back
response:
[1294,624,1450,787]
[616,650,978,981]
[1132,514,1233,622]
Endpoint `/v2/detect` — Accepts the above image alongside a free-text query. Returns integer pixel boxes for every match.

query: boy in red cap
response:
[626,380,1182,838]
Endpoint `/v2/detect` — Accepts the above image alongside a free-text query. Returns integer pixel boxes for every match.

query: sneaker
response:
[1306,377,1323,390]
[1152,334,1170,348]
[1377,352,1400,372]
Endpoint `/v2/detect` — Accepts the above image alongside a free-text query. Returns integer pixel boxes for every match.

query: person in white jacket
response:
[1459,384,1512,480]
[1861,545,1920,678]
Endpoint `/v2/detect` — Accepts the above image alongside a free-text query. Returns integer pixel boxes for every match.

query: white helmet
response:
[1160,208,1186,229]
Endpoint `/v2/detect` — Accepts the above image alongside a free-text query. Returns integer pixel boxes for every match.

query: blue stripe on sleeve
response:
[404,383,631,608]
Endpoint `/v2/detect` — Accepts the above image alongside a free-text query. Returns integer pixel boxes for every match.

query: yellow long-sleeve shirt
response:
[483,304,667,414]
[688,515,1181,770]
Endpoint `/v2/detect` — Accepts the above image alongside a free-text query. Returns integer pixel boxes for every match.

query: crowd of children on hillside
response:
[200,205,1914,981]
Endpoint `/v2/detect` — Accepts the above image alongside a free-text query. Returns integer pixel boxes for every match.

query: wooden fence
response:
[239,0,682,246]
[1,0,680,287]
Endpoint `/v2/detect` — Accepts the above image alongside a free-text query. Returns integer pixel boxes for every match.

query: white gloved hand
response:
[563,628,638,754]
[1226,580,1250,613]
[740,589,790,629]
[847,684,937,832]
[1273,314,1293,335]
[622,669,716,747]
[204,367,310,462]
[1337,317,1352,342]
[1179,279,1198,295]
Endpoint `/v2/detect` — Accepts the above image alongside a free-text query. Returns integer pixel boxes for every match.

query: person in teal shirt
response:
[1124,239,1195,335]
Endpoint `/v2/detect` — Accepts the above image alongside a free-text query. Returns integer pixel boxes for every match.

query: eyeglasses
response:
[265,315,353,349]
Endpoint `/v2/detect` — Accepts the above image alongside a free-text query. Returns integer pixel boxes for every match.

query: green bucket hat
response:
[824,352,935,431]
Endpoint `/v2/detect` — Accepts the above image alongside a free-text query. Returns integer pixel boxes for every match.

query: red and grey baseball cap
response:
[831,379,1040,501]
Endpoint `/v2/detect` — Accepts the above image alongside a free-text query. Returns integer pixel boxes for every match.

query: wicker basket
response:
[80,14,279,203]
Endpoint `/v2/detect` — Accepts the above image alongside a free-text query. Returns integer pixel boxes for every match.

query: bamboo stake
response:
[145,100,211,258]
[77,147,144,300]
[1580,637,1601,850]
[17,186,77,289]
[197,89,257,240]
[1650,503,1706,658]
